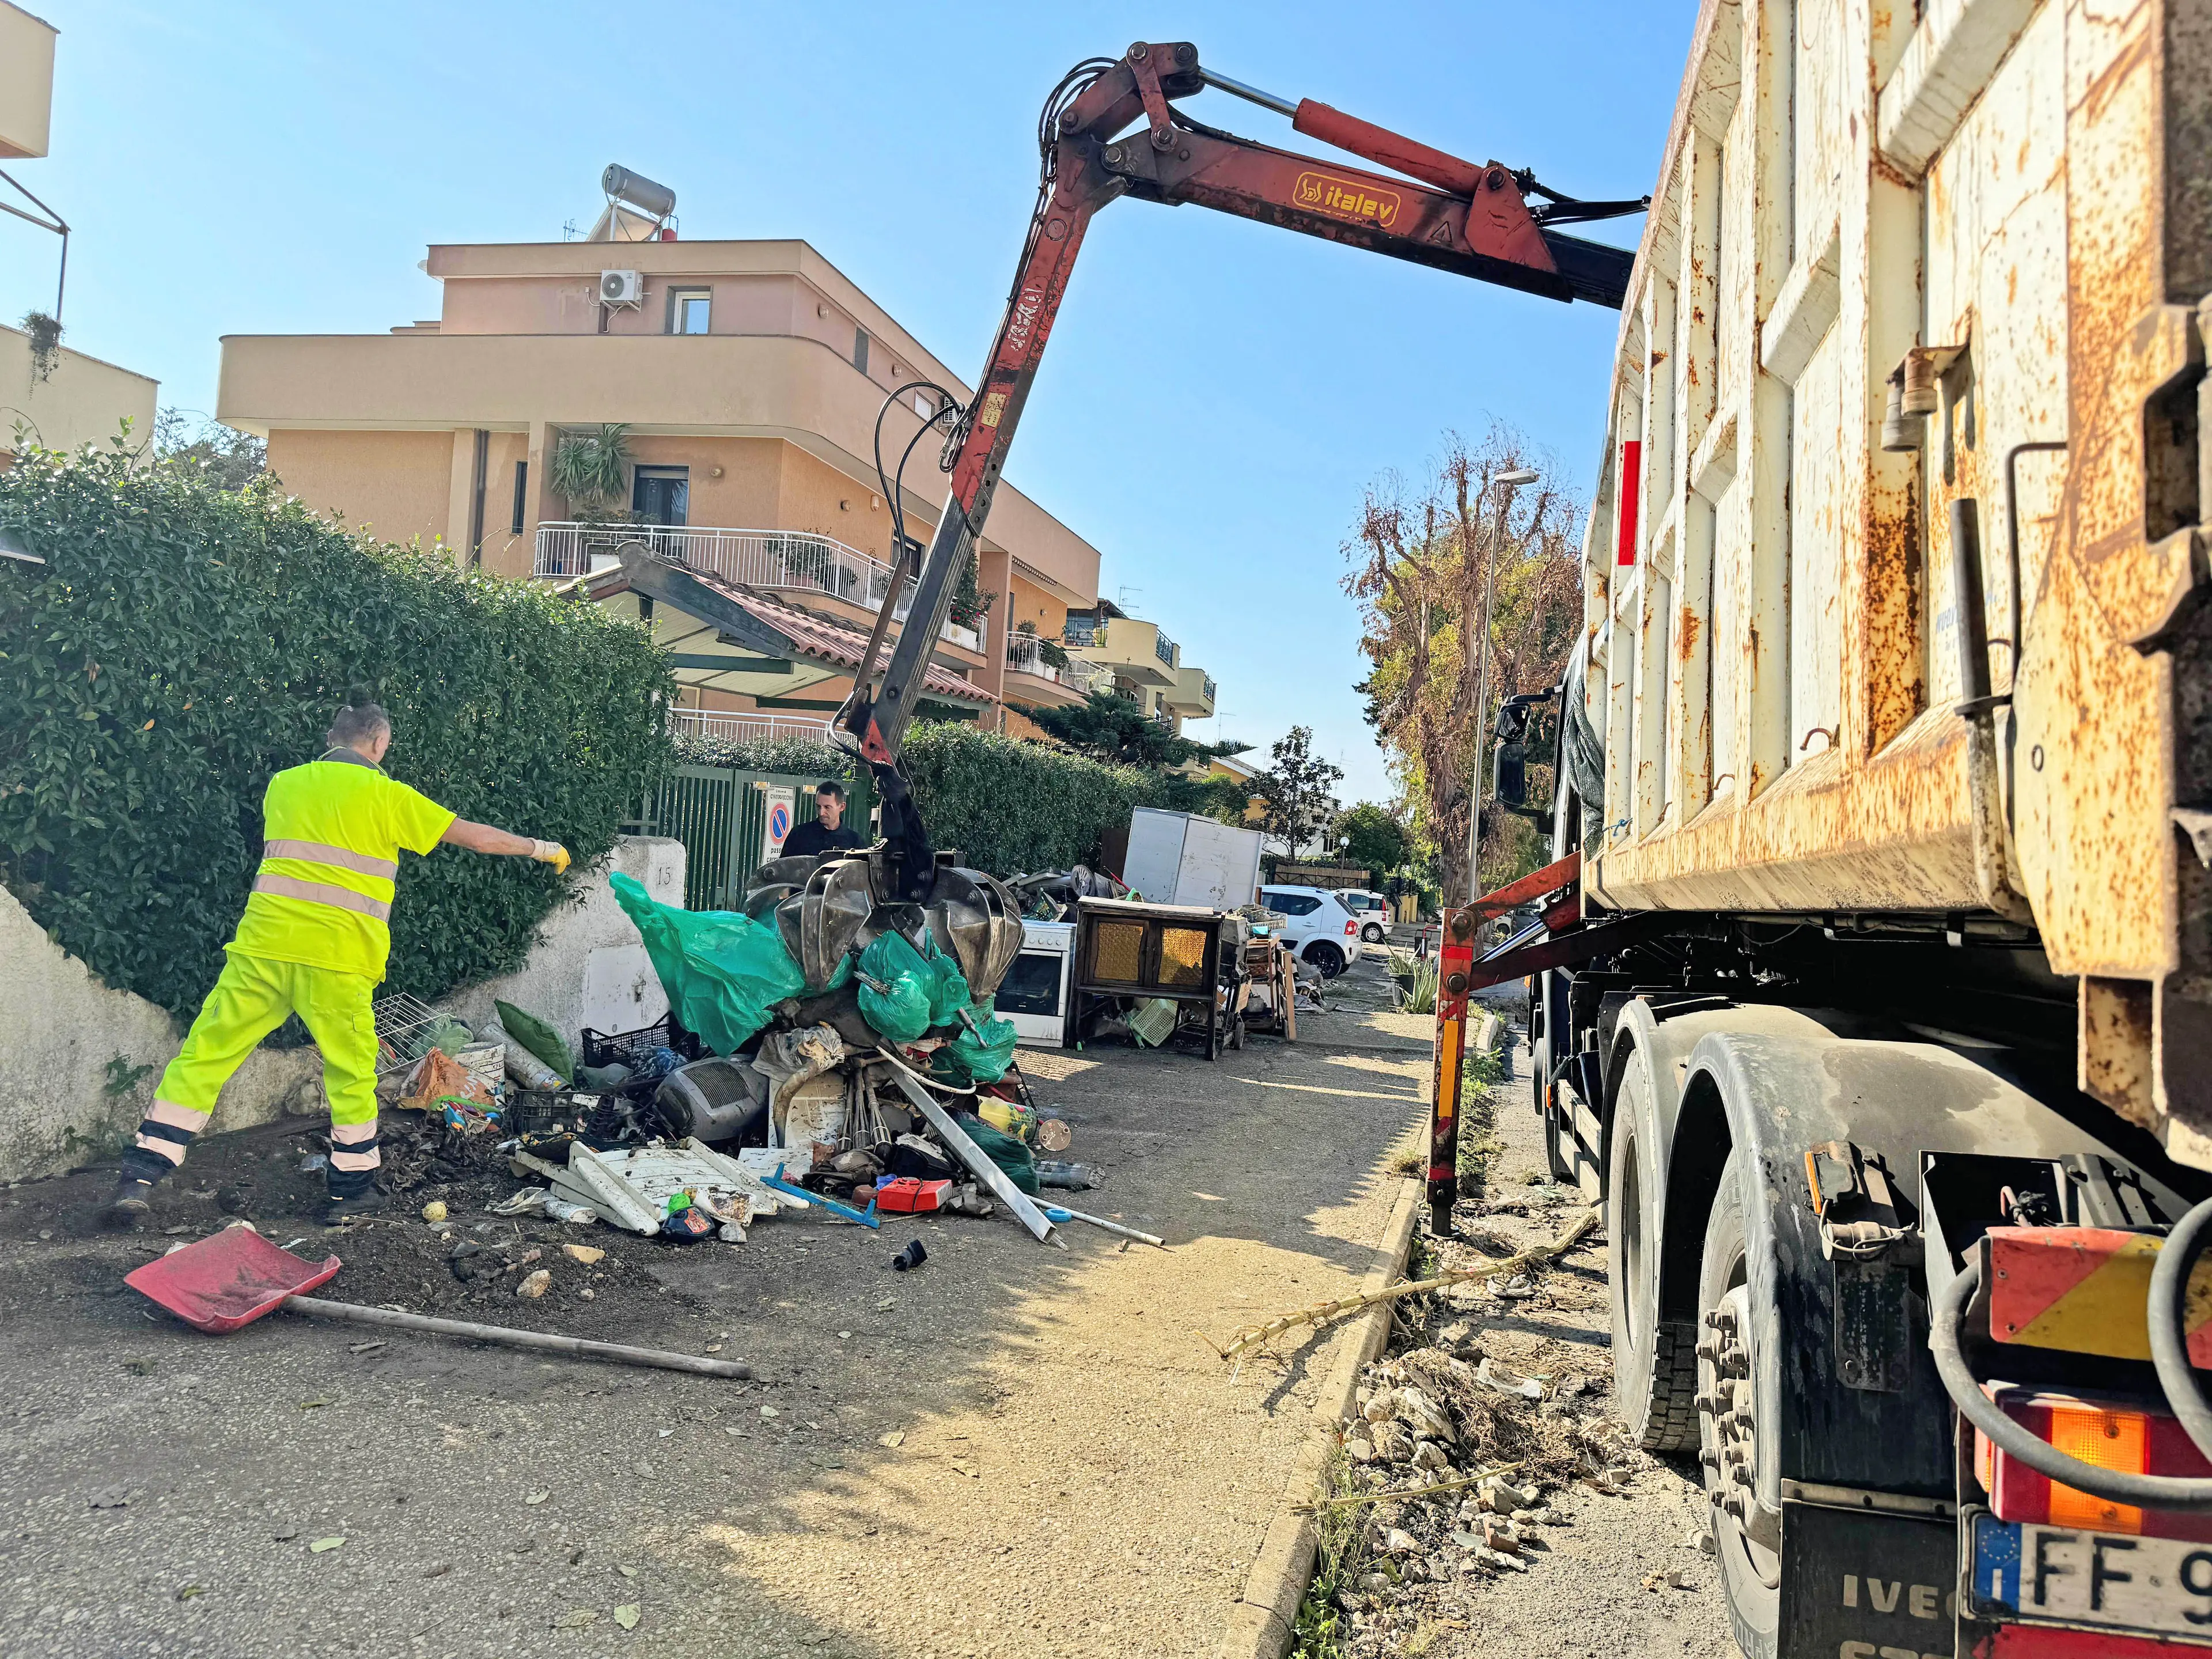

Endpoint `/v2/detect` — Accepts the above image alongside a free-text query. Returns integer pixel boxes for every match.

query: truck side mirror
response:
[1492,691,1558,821]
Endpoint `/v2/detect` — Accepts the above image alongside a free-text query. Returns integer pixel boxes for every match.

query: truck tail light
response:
[1978,1387,2212,1541]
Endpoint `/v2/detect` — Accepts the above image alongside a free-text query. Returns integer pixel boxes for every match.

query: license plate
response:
[1971,1513,2212,1642]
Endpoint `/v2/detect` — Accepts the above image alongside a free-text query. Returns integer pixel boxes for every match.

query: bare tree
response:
[1343,423,1582,902]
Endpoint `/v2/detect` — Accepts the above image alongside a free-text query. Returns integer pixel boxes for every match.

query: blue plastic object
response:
[761,1165,881,1229]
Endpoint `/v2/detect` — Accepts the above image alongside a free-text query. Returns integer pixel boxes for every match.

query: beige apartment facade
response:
[0,2,158,466]
[1060,601,1217,735]
[0,2,56,162]
[217,236,1109,733]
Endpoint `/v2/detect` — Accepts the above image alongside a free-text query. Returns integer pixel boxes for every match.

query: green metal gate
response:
[637,766,875,912]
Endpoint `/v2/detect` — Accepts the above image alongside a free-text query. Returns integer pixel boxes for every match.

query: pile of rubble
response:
[1331,1344,1635,1604]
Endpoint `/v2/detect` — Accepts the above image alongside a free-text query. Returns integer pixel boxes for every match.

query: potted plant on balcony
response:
[548,425,635,559]
[1010,622,1072,673]
[946,552,995,639]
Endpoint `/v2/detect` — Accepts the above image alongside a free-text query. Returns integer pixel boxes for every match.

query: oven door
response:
[994,942,1071,1046]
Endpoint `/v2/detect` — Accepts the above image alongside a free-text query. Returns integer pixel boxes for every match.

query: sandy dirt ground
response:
[0,959,1737,1659]
[0,960,1425,1659]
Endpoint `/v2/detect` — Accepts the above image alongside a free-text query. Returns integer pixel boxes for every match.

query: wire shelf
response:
[372,992,452,1077]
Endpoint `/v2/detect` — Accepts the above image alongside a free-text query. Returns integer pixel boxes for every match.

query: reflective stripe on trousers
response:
[133,954,381,1193]
[130,1099,213,1169]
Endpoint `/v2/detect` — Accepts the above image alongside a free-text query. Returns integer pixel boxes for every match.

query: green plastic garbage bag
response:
[957,1113,1040,1195]
[918,934,974,1027]
[494,1000,574,1083]
[940,1003,1018,1084]
[609,872,808,1055]
[855,931,971,1045]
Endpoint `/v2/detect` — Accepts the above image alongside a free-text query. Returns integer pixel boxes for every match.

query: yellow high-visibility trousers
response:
[126,952,382,1194]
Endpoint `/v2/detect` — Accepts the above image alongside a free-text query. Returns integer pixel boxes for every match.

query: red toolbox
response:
[876,1177,951,1214]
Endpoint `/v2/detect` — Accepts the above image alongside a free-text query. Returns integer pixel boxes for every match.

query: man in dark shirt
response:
[779,780,865,860]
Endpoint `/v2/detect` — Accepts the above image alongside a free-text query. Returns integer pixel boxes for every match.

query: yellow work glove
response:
[529,839,571,875]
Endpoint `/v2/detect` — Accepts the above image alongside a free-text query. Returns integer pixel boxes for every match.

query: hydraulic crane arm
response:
[838,41,1643,767]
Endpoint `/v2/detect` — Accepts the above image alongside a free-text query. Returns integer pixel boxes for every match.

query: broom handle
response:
[1047,1205,1167,1248]
[283,1296,752,1379]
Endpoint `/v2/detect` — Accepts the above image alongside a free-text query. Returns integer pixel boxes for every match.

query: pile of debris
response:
[363,837,1120,1257]
[1332,1347,1633,1584]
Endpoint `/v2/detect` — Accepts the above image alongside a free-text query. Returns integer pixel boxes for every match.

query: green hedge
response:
[0,442,673,1020]
[673,730,850,780]
[903,723,1160,874]
[672,724,1159,876]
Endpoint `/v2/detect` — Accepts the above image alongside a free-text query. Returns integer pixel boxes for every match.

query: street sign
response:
[763,786,795,859]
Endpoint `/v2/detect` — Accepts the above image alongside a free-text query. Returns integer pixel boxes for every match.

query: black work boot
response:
[321,1187,388,1226]
[104,1176,159,1230]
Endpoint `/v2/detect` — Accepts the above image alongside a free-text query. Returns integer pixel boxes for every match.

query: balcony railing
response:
[1005,632,1062,682]
[1062,656,1113,695]
[669,708,836,744]
[1005,637,1113,696]
[1062,616,1104,648]
[1154,630,1177,667]
[537,521,982,653]
[1202,674,1217,703]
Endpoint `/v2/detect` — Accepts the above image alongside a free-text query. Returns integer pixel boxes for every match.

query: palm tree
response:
[548,423,632,524]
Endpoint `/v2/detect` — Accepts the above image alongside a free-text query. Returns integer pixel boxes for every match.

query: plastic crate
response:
[579,1014,700,1070]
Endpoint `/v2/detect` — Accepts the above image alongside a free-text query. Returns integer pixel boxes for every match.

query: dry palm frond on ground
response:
[1205,1209,1599,1366]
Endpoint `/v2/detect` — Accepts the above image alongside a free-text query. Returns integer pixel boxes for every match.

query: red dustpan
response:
[123,1226,751,1378]
[125,1227,340,1332]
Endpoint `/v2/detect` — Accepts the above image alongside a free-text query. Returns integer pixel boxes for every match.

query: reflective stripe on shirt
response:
[262,838,400,879]
[250,872,393,921]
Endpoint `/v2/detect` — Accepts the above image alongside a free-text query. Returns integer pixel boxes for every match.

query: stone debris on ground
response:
[1303,1005,1731,1659]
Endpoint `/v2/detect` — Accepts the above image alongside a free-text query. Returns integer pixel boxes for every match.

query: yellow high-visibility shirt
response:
[226,751,456,980]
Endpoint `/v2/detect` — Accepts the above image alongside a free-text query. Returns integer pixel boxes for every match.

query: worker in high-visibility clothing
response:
[108,695,569,1228]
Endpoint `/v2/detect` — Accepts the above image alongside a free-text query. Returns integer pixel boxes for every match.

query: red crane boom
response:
[836,40,1642,766]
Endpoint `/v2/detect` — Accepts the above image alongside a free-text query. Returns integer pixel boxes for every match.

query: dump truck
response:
[809,21,2212,1657]
[1475,2,2212,1654]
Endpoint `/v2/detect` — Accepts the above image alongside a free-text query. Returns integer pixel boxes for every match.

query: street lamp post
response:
[1465,468,1539,906]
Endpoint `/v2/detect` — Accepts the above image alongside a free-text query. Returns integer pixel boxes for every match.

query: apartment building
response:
[1059,600,1218,735]
[1,2,158,465]
[215,185,1110,740]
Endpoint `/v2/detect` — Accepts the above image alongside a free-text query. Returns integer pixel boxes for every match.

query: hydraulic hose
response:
[2149,1196,2212,1463]
[1931,1255,2212,1510]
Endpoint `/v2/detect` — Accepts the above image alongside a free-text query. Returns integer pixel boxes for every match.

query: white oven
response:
[993,921,1074,1047]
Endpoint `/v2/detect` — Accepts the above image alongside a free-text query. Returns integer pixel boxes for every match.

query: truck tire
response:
[1606,1063,1698,1451]
[1698,1146,1781,1659]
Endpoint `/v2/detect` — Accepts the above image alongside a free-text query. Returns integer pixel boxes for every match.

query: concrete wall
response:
[1007,572,1069,645]
[0,326,158,463]
[0,885,325,1185]
[446,836,682,1054]
[264,429,456,548]
[0,836,685,1184]
[0,1,57,161]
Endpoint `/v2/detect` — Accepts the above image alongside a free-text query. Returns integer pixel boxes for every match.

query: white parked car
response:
[1338,889,1392,945]
[1257,885,1365,978]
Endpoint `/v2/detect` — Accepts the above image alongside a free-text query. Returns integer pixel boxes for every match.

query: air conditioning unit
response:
[599,269,643,306]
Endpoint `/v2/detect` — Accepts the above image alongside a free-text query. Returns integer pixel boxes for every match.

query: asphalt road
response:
[0,960,1423,1659]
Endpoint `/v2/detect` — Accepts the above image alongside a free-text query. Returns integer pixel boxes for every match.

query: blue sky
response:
[3,2,1692,808]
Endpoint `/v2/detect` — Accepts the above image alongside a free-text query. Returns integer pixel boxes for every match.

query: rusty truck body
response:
[1517,2,2212,1654]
